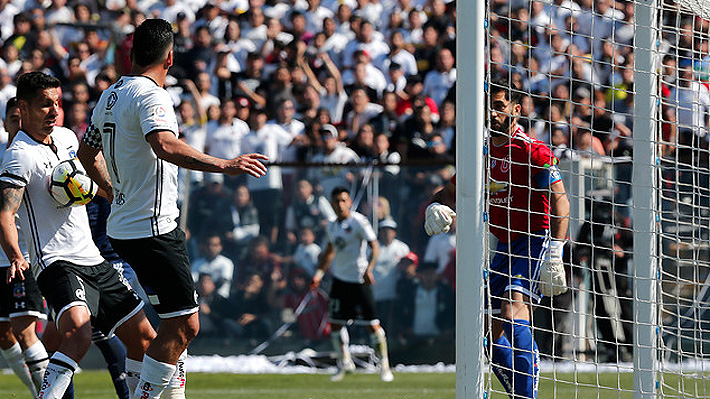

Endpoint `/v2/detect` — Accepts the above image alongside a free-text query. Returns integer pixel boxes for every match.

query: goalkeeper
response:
[425,77,570,399]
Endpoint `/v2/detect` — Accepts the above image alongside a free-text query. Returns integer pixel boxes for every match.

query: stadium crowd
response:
[0,0,702,356]
[0,0,459,348]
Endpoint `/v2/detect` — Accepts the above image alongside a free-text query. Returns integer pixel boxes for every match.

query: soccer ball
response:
[48,158,98,207]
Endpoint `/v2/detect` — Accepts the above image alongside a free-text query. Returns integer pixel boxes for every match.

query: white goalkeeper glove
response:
[425,202,456,236]
[538,239,568,297]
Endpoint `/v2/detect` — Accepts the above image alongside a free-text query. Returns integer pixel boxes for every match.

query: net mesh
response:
[483,0,710,397]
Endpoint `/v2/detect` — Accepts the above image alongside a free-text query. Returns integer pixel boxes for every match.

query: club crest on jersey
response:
[106,92,118,110]
[500,158,510,173]
[12,282,25,298]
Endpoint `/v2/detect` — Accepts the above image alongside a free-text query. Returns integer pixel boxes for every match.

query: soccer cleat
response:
[380,367,394,382]
[330,358,355,382]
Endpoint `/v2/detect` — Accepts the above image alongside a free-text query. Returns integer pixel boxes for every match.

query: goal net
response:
[476,0,710,397]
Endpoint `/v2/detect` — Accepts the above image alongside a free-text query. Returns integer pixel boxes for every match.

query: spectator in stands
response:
[204,98,251,185]
[196,273,239,338]
[344,86,383,140]
[187,173,234,244]
[192,234,236,300]
[284,178,336,246]
[342,19,389,70]
[350,123,377,160]
[422,48,456,107]
[278,267,330,342]
[373,218,410,332]
[288,227,322,277]
[237,236,284,291]
[396,261,455,343]
[232,272,277,340]
[224,185,261,261]
[308,123,360,197]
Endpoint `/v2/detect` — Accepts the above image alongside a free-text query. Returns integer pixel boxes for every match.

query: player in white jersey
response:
[0,72,157,399]
[0,96,49,398]
[311,187,394,382]
[77,18,268,399]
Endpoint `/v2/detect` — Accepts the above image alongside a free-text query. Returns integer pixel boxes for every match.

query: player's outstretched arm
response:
[77,141,114,201]
[147,130,268,177]
[0,182,28,282]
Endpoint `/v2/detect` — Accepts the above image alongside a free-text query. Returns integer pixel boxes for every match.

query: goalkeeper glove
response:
[425,202,456,236]
[538,239,568,297]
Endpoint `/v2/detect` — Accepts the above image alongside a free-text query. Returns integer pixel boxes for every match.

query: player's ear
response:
[512,102,521,117]
[164,50,174,69]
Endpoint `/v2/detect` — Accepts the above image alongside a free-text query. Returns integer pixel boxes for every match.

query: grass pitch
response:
[0,370,705,398]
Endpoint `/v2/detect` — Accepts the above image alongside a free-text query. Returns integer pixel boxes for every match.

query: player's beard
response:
[489,115,511,138]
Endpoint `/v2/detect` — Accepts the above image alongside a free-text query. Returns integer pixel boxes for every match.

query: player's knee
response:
[63,323,93,353]
[0,323,16,347]
[180,314,200,344]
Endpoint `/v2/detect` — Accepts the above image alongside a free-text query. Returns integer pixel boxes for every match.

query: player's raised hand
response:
[538,240,568,297]
[425,202,456,236]
[225,153,269,177]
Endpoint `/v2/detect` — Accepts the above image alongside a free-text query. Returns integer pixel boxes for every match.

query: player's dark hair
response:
[4,97,18,117]
[331,186,350,199]
[132,18,174,68]
[16,72,60,103]
[489,76,523,106]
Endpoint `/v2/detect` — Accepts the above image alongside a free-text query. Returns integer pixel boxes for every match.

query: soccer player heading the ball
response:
[425,77,570,399]
[0,72,157,399]
[78,18,268,399]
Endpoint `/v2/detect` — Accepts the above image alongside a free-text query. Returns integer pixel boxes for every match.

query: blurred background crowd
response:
[0,0,705,361]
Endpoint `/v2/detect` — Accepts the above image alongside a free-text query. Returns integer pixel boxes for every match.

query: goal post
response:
[631,0,659,398]
[468,0,710,397]
[456,0,487,399]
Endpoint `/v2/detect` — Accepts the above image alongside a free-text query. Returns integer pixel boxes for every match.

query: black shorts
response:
[0,269,46,321]
[328,277,379,326]
[110,228,198,319]
[37,260,143,335]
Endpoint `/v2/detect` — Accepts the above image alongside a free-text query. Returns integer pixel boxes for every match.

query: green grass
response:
[0,371,707,399]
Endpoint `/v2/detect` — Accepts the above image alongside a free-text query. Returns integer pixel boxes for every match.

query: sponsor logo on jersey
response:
[153,106,168,123]
[488,179,508,194]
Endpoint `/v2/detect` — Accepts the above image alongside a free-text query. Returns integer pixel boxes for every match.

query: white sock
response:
[330,328,352,365]
[370,328,391,370]
[1,342,37,396]
[163,350,187,399]
[125,358,142,395]
[39,352,77,399]
[24,340,49,391]
[133,355,176,399]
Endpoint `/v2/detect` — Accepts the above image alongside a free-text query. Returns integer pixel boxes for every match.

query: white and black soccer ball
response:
[48,158,98,207]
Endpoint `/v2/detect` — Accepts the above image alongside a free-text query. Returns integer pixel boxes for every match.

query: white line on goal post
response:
[456,0,486,398]
[632,0,659,398]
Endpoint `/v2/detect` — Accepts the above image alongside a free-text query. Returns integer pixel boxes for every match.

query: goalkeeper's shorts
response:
[486,230,549,314]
